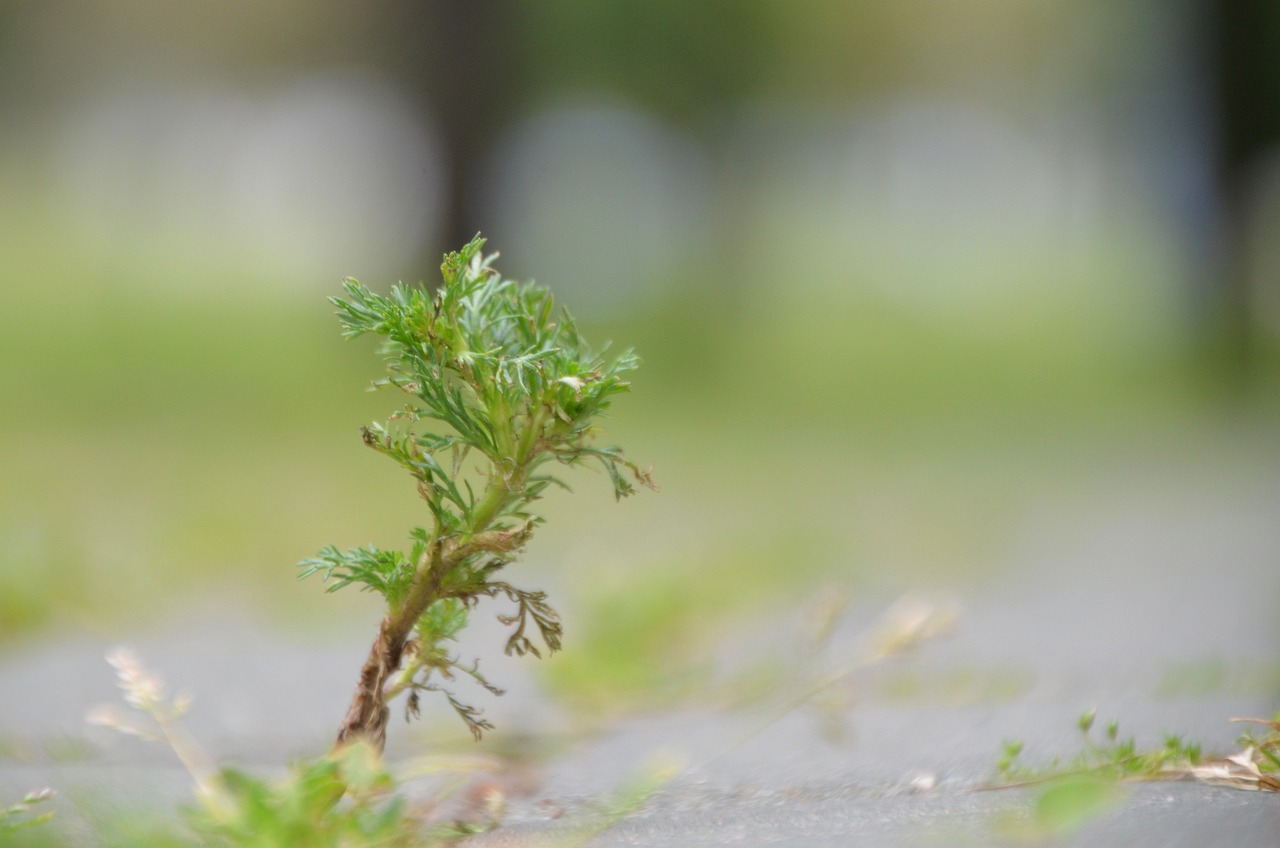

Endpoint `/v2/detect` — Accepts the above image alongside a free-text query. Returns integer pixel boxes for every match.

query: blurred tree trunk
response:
[1206,0,1280,385]
[384,0,527,259]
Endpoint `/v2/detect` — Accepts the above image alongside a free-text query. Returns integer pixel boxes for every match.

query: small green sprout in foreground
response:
[301,236,654,751]
[89,648,442,845]
[86,647,679,845]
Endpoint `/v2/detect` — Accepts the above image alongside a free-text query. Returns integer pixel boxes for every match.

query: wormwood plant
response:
[301,236,653,751]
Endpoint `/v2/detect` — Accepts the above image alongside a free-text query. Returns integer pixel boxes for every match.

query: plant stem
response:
[334,459,531,752]
[334,540,448,752]
[468,459,530,539]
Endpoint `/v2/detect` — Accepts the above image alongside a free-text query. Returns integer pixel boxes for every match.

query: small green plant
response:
[989,712,1201,841]
[54,241,654,846]
[88,648,455,846]
[300,236,653,750]
[990,711,1280,840]
[186,745,425,847]
[994,710,1203,786]
[994,710,1280,791]
[86,646,676,847]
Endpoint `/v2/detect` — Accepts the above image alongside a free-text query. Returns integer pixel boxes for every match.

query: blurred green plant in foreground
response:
[84,648,481,846]
[66,647,679,847]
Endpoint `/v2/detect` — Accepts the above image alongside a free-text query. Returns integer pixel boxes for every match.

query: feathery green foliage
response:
[301,236,653,743]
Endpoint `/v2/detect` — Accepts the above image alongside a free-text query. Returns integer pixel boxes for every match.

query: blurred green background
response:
[1,1,1278,711]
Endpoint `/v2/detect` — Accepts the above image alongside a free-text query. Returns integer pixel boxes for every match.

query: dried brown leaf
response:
[1185,747,1280,792]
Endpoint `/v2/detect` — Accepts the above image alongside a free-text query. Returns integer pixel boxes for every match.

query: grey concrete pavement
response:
[3,450,1280,845]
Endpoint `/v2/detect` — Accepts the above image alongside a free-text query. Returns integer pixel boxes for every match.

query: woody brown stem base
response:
[334,618,405,752]
[331,502,533,752]
[334,540,451,753]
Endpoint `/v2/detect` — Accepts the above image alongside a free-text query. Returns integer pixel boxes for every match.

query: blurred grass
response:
[1,210,1278,715]
[553,262,1272,711]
